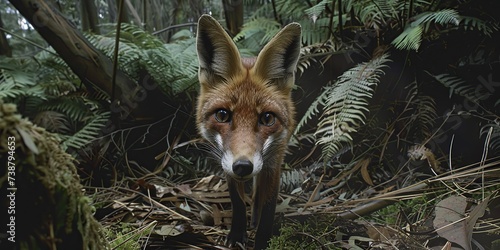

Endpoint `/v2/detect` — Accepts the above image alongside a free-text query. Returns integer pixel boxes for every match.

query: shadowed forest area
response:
[1,0,499,249]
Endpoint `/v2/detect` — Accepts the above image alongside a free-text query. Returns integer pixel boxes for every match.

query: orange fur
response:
[196,14,301,250]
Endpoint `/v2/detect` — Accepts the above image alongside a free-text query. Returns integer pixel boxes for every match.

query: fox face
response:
[196,14,301,249]
[196,16,300,181]
[197,71,294,180]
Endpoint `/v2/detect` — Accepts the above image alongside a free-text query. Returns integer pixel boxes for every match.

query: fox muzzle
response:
[232,159,254,178]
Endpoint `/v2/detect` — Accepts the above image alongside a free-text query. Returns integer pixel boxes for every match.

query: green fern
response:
[35,49,81,96]
[86,33,144,80]
[410,90,438,140]
[0,60,46,101]
[459,16,499,36]
[85,25,199,97]
[234,18,282,54]
[392,9,460,51]
[144,37,199,95]
[39,97,95,122]
[33,110,71,134]
[294,87,329,135]
[344,0,429,29]
[275,0,308,20]
[298,17,332,45]
[391,24,424,51]
[61,111,110,151]
[426,71,491,102]
[348,0,389,29]
[304,0,331,21]
[248,2,275,20]
[310,54,390,160]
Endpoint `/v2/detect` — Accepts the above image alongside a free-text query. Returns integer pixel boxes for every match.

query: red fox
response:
[196,15,301,249]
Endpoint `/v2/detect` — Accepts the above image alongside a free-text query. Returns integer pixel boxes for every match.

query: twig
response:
[337,182,428,219]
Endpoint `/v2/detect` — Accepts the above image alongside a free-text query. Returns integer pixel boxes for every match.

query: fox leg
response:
[226,177,247,246]
[252,169,280,250]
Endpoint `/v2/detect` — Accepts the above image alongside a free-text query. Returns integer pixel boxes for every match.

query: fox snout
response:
[220,145,264,180]
[232,159,253,178]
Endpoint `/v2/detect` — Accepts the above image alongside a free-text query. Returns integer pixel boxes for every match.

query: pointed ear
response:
[196,15,243,86]
[253,23,301,91]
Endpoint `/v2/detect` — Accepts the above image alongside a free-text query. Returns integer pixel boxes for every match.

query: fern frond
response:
[33,110,71,134]
[392,9,460,51]
[391,23,423,50]
[249,3,275,20]
[87,34,144,79]
[0,61,46,101]
[296,40,345,74]
[144,38,199,95]
[314,54,390,160]
[304,0,332,21]
[413,9,460,30]
[39,97,92,122]
[99,23,164,49]
[280,169,305,193]
[275,0,308,20]
[426,71,490,102]
[460,16,499,36]
[298,17,332,45]
[353,0,387,29]
[234,18,281,53]
[61,111,111,151]
[412,94,437,139]
[294,87,329,135]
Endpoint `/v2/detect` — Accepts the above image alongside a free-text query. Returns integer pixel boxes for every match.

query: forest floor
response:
[91,157,500,250]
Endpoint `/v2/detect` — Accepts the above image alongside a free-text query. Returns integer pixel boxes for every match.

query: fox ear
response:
[253,23,301,91]
[197,14,243,86]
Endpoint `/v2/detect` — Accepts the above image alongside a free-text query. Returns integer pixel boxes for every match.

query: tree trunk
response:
[107,0,117,22]
[80,0,100,33]
[8,0,169,120]
[124,0,142,27]
[222,0,243,36]
[0,12,12,57]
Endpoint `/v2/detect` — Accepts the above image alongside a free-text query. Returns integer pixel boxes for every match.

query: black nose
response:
[232,159,253,177]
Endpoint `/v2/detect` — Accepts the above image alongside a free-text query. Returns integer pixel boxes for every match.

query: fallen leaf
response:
[365,224,394,242]
[154,184,174,198]
[192,175,223,191]
[348,236,373,250]
[359,158,374,186]
[176,184,192,195]
[433,195,490,250]
[275,197,292,213]
[465,195,491,245]
[16,126,39,154]
[155,225,181,236]
[179,200,191,212]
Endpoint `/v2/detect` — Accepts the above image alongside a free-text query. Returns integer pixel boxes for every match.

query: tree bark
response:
[8,0,168,120]
[107,0,117,22]
[0,12,12,57]
[222,0,243,36]
[80,0,100,33]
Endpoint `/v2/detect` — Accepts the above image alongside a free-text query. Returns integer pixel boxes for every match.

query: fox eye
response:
[259,112,276,126]
[214,109,231,123]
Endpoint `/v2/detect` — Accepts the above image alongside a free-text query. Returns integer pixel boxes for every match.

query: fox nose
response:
[232,159,253,177]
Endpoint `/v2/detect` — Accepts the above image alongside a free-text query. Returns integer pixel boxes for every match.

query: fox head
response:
[196,15,301,181]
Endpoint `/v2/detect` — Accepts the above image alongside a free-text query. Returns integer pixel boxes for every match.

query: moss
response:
[0,102,108,250]
[268,214,342,250]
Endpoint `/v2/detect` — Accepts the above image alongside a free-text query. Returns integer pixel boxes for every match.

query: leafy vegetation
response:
[297,54,390,161]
